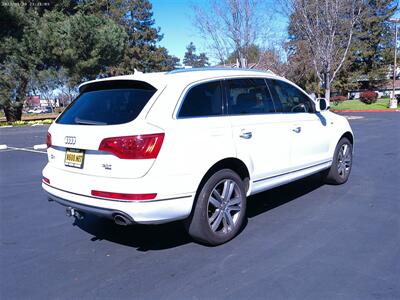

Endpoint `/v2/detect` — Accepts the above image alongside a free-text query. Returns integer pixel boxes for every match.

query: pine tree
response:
[0,2,127,121]
[183,42,209,67]
[350,0,397,89]
[183,42,197,66]
[108,0,179,73]
[197,53,209,67]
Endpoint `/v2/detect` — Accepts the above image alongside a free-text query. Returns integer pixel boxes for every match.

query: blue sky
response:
[151,1,400,64]
[151,0,289,63]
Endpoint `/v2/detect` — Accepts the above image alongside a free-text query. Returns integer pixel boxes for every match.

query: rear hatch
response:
[46,80,164,179]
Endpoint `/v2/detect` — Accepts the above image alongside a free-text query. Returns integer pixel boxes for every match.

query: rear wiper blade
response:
[74,117,107,125]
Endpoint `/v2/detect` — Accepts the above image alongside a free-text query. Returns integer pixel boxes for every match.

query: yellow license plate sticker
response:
[64,148,85,169]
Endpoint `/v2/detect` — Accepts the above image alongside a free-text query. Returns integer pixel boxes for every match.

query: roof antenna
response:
[134,69,143,74]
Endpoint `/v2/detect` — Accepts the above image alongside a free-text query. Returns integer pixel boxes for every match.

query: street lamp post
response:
[389,18,400,109]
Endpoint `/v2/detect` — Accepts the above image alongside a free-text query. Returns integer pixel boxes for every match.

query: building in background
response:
[348,67,400,99]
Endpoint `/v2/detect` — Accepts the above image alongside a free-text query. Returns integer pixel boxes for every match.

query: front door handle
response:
[240,131,252,139]
[292,126,301,133]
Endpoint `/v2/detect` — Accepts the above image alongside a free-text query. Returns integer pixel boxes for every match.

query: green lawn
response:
[332,99,399,110]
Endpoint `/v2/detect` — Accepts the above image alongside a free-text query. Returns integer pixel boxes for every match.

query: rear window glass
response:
[57,86,156,125]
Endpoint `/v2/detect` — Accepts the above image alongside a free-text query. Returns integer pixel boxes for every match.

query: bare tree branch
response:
[281,0,361,102]
[192,0,269,66]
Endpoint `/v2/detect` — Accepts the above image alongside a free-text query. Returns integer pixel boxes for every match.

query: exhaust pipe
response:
[113,214,132,226]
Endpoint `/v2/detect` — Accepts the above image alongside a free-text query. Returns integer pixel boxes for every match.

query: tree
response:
[183,42,197,66]
[0,3,127,121]
[285,40,320,94]
[349,0,397,89]
[0,5,42,121]
[183,42,210,67]
[257,48,288,76]
[43,11,127,84]
[193,0,269,66]
[106,0,179,73]
[31,69,61,112]
[285,0,362,103]
[225,44,261,65]
[197,53,210,68]
[53,68,78,107]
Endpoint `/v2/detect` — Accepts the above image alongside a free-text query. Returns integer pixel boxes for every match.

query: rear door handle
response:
[240,131,252,139]
[292,127,301,133]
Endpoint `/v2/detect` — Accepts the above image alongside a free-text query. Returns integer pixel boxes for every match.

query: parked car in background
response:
[27,107,44,114]
[27,106,53,114]
[42,107,53,113]
[42,68,354,245]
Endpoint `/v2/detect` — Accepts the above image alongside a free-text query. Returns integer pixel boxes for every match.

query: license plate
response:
[64,148,85,169]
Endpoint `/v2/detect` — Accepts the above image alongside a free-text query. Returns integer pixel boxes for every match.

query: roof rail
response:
[167,67,274,74]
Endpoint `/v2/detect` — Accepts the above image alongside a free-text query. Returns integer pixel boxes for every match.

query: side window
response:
[178,81,223,118]
[267,79,314,113]
[226,78,275,115]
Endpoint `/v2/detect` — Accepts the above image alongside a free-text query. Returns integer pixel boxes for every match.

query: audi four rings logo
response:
[64,136,76,145]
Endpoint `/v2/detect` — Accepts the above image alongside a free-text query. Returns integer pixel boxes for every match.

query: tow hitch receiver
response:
[66,207,84,220]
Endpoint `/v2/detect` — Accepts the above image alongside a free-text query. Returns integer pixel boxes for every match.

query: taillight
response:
[91,190,157,201]
[46,132,52,148]
[42,177,50,184]
[98,133,164,159]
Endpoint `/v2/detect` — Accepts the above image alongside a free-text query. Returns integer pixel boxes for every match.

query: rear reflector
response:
[46,132,52,148]
[98,133,164,159]
[42,177,50,184]
[91,190,157,201]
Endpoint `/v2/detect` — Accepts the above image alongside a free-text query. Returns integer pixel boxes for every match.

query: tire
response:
[323,137,353,185]
[184,169,247,246]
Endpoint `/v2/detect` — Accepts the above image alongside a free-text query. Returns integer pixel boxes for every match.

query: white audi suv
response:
[42,68,354,245]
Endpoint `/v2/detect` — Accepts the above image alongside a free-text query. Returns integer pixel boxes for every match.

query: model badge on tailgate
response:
[102,164,112,170]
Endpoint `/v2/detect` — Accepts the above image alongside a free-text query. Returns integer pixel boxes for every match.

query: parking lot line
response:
[5,146,47,154]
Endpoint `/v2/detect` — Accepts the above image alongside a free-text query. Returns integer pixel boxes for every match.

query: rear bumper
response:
[42,162,196,224]
[46,190,134,222]
[43,183,194,224]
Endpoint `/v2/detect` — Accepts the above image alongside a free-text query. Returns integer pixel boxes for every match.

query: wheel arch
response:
[341,131,354,145]
[339,131,355,154]
[189,157,251,215]
[329,130,354,158]
[198,157,250,194]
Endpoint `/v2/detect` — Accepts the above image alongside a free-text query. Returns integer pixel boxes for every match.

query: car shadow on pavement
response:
[74,173,324,251]
[74,216,191,252]
[247,173,324,218]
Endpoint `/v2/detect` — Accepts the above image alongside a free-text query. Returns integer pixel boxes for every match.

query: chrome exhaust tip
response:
[113,214,132,226]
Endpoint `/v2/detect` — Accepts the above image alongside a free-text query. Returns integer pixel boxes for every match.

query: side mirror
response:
[316,98,329,112]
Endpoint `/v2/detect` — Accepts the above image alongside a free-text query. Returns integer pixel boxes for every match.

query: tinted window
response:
[178,81,223,118]
[57,88,156,125]
[267,79,314,113]
[226,78,275,115]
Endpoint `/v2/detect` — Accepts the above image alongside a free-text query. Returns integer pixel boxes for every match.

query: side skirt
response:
[249,160,332,196]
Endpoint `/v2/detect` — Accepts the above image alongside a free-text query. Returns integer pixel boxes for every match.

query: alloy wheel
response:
[337,143,352,179]
[207,179,243,234]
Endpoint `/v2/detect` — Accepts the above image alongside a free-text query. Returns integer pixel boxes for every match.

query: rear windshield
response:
[57,81,156,125]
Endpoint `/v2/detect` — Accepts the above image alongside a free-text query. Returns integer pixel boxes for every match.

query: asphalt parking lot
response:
[1,113,399,299]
